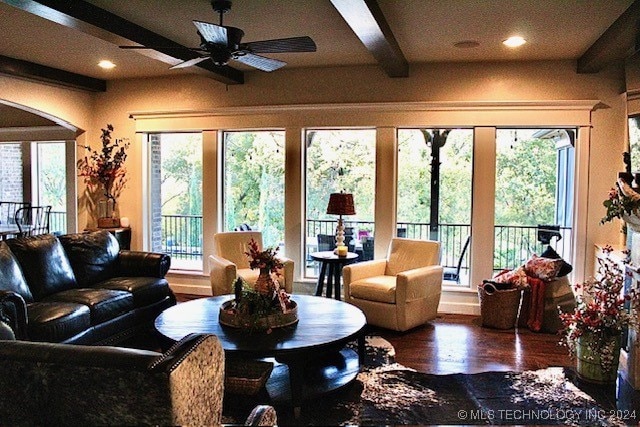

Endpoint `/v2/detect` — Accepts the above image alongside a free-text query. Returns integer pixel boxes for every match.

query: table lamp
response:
[326,192,356,250]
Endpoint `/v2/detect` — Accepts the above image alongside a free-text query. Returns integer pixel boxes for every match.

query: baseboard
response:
[169,283,212,296]
[438,301,480,315]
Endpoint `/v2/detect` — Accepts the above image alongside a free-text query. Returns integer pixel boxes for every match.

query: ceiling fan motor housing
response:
[212,0,232,15]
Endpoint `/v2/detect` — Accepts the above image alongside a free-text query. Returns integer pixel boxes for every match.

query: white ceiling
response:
[0,0,634,81]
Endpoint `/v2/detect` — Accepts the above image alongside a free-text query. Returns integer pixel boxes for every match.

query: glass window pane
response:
[36,142,66,234]
[397,128,473,287]
[154,133,203,271]
[223,131,285,249]
[305,129,376,278]
[494,129,573,271]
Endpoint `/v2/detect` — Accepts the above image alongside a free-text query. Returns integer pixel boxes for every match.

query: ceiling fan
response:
[120,0,316,72]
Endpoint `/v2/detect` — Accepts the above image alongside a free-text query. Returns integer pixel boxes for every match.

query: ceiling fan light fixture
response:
[503,36,526,48]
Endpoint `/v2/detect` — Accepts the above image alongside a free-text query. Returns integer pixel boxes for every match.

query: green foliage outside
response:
[160,134,203,249]
[158,128,563,273]
[306,129,376,231]
[224,131,284,247]
[397,129,473,227]
[495,131,556,226]
[37,143,67,211]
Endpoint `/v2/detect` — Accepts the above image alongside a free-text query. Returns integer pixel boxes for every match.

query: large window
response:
[223,131,285,248]
[151,133,203,271]
[494,129,573,270]
[34,142,67,234]
[305,129,376,277]
[397,129,473,286]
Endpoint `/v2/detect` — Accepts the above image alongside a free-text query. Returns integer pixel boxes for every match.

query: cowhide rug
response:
[222,336,637,426]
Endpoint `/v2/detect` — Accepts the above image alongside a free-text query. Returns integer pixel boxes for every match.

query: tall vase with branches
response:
[77,124,130,226]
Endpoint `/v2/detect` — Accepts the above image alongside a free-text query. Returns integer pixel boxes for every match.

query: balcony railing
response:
[160,215,572,277]
[162,214,203,260]
[50,210,66,234]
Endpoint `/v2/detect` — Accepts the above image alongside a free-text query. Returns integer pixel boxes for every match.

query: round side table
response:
[310,251,359,300]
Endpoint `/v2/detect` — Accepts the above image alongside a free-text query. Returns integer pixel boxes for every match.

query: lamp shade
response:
[326,193,356,216]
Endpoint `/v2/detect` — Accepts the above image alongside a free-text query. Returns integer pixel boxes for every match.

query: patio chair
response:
[443,235,471,284]
[0,201,30,225]
[209,231,294,296]
[343,238,443,331]
[317,233,336,252]
[14,205,51,237]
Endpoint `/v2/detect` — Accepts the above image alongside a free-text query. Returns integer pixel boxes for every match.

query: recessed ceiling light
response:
[454,40,480,49]
[98,60,116,69]
[503,36,526,48]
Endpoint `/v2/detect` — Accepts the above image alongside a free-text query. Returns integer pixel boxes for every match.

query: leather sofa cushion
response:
[45,289,134,324]
[0,241,33,302]
[27,301,91,342]
[58,230,119,288]
[7,234,77,300]
[96,277,172,307]
[349,275,397,304]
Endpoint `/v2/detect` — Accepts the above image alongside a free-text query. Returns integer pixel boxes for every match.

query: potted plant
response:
[559,246,640,382]
[219,238,296,331]
[77,124,130,227]
[601,178,640,233]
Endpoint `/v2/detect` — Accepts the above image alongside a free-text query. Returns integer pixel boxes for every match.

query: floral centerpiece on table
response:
[601,178,640,232]
[559,246,640,378]
[220,238,296,331]
[77,124,130,226]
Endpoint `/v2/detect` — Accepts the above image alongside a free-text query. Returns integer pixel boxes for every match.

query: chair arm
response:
[245,405,278,426]
[277,256,294,293]
[117,250,171,278]
[0,290,28,339]
[343,259,387,285]
[396,265,443,302]
[209,255,237,296]
[152,334,225,426]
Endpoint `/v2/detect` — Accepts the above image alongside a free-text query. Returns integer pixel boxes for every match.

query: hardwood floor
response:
[176,292,570,374]
[175,292,639,412]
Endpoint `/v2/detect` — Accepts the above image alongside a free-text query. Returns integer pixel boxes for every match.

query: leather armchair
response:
[343,238,443,331]
[209,231,294,295]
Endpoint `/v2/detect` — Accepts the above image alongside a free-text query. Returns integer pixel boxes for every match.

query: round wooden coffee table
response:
[155,294,366,415]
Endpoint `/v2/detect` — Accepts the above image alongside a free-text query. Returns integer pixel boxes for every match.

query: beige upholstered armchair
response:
[343,238,443,332]
[209,231,294,296]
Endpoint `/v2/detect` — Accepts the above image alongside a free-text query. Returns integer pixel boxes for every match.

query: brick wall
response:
[0,144,23,201]
[150,135,162,252]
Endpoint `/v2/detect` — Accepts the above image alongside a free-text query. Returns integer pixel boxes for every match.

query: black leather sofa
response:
[0,229,175,345]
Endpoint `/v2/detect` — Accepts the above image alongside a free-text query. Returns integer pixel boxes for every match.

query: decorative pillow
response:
[524,254,563,281]
[540,246,573,277]
[493,266,529,288]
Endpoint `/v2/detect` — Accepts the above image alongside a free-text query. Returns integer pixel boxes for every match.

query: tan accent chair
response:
[209,231,294,296]
[343,238,443,331]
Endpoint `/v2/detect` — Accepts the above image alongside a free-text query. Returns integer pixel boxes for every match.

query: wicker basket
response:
[225,360,274,396]
[477,283,521,329]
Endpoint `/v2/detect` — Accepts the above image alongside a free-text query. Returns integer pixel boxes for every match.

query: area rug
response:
[222,336,636,426]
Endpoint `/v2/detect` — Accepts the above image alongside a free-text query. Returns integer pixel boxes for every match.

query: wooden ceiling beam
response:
[330,0,408,77]
[577,0,640,74]
[1,0,244,84]
[0,54,106,92]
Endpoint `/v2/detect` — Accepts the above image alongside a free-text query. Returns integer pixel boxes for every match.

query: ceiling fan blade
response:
[170,56,210,69]
[193,20,228,45]
[233,53,286,72]
[244,36,316,53]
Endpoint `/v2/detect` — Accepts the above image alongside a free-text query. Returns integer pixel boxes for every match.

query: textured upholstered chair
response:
[209,231,294,296]
[343,238,443,331]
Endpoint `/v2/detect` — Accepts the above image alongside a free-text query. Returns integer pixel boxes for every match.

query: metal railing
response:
[159,215,572,276]
[50,210,66,234]
[162,214,203,260]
